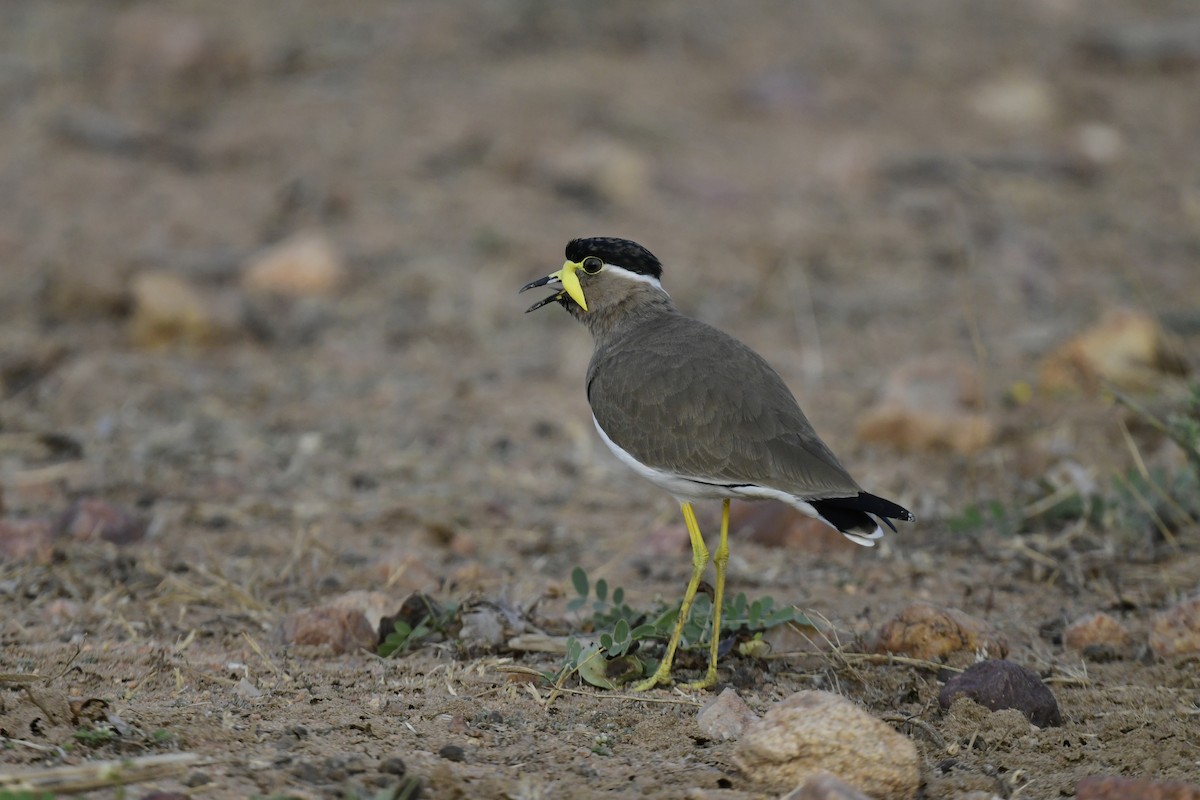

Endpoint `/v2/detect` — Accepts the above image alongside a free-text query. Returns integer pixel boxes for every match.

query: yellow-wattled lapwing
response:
[521,237,913,691]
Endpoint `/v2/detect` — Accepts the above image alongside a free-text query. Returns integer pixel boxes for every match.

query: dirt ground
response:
[2,1,1200,798]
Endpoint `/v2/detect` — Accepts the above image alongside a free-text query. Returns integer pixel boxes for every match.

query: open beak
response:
[519,260,588,313]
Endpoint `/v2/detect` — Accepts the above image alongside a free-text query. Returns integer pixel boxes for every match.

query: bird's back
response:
[586,312,860,500]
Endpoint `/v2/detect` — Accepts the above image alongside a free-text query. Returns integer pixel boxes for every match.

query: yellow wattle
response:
[559,260,588,312]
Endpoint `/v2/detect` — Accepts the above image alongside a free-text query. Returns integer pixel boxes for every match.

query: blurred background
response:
[1,0,1196,549]
[1,1,1199,794]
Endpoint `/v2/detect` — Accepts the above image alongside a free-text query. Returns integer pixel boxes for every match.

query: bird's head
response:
[520,237,666,320]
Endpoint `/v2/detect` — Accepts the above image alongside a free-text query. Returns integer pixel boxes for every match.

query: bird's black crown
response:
[566,237,663,280]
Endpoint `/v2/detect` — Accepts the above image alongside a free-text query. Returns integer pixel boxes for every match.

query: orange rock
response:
[876,602,1008,663]
[0,517,55,561]
[242,233,347,297]
[278,606,377,655]
[1077,775,1200,800]
[130,271,242,348]
[856,356,996,455]
[729,500,860,555]
[1149,595,1200,658]
[733,691,919,798]
[1038,310,1188,394]
[1063,612,1131,654]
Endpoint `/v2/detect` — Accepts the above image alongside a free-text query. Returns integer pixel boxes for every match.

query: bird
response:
[520,237,913,691]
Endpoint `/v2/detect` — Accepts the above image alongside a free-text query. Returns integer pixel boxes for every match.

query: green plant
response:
[72,725,116,747]
[377,595,457,658]
[554,567,810,689]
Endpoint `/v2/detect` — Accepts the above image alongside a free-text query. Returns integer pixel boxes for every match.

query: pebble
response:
[875,602,1009,664]
[1077,774,1200,800]
[438,744,466,762]
[0,517,55,561]
[242,232,347,297]
[278,606,378,655]
[129,271,243,348]
[380,756,407,776]
[939,659,1063,727]
[969,73,1056,129]
[780,772,873,800]
[1038,310,1188,394]
[327,589,399,633]
[537,136,652,207]
[696,687,759,741]
[733,690,919,799]
[1077,18,1200,71]
[856,356,997,455]
[1149,595,1200,658]
[106,5,249,123]
[55,498,145,545]
[1063,612,1131,657]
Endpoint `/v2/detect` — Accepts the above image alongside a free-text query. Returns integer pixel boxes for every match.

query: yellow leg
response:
[632,502,709,691]
[685,498,729,690]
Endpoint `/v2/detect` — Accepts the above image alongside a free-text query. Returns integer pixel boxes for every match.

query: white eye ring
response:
[581,256,603,274]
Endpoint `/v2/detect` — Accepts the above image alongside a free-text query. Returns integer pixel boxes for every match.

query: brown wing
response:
[587,315,860,499]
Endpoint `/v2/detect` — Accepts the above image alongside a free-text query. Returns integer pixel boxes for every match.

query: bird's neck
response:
[574,286,678,344]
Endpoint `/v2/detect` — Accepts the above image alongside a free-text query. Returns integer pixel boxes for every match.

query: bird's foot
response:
[630,666,674,692]
[681,668,719,692]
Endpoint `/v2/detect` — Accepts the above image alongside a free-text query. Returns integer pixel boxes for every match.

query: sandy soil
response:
[2,1,1199,798]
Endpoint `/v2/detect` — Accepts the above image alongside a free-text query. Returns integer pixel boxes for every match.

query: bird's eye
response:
[581,256,603,274]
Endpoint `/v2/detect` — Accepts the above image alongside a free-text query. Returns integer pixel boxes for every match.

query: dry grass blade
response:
[881,713,948,750]
[0,752,200,794]
[0,672,42,684]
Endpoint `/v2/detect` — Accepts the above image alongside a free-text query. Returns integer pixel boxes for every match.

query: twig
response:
[0,752,200,794]
[548,685,704,707]
[243,631,291,683]
[0,673,42,685]
[881,713,948,750]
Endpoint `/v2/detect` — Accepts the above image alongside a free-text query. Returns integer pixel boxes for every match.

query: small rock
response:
[729,501,859,555]
[242,232,347,297]
[969,73,1056,129]
[1077,18,1200,71]
[939,659,1062,727]
[106,6,249,123]
[1063,612,1131,655]
[44,263,130,320]
[876,603,1009,664]
[380,756,407,776]
[183,771,211,787]
[55,498,145,545]
[538,136,652,207]
[279,606,377,655]
[780,772,872,800]
[733,690,919,799]
[1038,310,1188,394]
[1073,122,1124,167]
[459,606,507,650]
[1149,595,1200,658]
[327,590,397,632]
[234,677,262,700]
[697,687,759,741]
[856,356,997,455]
[129,271,242,348]
[438,744,466,762]
[0,517,55,561]
[1077,775,1200,800]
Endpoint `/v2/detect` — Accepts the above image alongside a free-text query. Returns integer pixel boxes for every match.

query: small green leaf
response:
[595,578,608,602]
[629,624,657,640]
[571,566,589,599]
[600,633,613,651]
[613,619,629,644]
[612,587,624,605]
